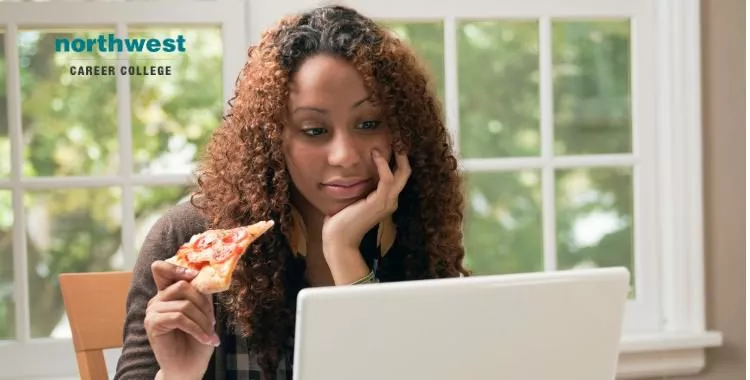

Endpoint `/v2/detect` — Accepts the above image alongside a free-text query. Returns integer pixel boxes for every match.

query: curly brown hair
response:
[191,5,469,377]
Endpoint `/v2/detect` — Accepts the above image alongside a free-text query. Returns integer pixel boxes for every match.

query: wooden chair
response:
[59,271,132,380]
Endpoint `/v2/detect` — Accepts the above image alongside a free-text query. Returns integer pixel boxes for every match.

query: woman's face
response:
[283,54,393,217]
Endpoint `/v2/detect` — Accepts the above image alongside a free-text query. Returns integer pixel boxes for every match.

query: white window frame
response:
[0,0,724,379]
[247,0,722,378]
[0,1,247,378]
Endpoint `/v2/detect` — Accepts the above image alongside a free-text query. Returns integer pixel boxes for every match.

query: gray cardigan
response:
[113,200,407,379]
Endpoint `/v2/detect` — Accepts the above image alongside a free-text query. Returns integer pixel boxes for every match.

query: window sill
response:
[0,331,723,379]
[617,331,724,379]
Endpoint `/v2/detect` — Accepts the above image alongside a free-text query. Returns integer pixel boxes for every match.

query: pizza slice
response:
[166,220,275,294]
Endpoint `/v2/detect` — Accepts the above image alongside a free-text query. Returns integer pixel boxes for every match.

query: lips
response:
[321,178,370,199]
[324,178,368,187]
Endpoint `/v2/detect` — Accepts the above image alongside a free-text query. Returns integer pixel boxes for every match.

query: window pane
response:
[129,27,222,175]
[553,21,632,155]
[135,185,192,252]
[19,29,118,177]
[555,167,634,293]
[0,190,13,340]
[0,31,9,178]
[458,21,540,158]
[463,170,542,275]
[25,188,123,338]
[380,21,445,105]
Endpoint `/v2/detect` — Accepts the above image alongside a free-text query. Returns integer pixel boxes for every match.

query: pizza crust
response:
[191,265,223,294]
[191,252,244,294]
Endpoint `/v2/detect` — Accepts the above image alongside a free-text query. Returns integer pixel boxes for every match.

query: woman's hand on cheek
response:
[321,150,411,257]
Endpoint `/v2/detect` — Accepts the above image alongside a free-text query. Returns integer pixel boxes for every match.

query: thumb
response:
[151,260,199,291]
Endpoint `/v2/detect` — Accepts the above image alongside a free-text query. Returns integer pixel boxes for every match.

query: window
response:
[378,14,660,334]
[0,2,246,378]
[249,0,721,378]
[0,0,721,379]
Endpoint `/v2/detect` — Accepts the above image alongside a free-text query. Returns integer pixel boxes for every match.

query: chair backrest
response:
[59,271,132,380]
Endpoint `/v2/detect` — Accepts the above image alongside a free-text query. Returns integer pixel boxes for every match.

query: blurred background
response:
[0,0,744,379]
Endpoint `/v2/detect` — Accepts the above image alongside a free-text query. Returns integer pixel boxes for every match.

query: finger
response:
[147,299,215,336]
[156,280,215,326]
[371,150,395,193]
[145,311,219,347]
[151,260,199,291]
[365,150,400,214]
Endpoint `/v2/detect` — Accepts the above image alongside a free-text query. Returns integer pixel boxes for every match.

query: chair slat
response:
[59,271,132,380]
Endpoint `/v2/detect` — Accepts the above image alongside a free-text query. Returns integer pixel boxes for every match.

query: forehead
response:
[288,54,369,105]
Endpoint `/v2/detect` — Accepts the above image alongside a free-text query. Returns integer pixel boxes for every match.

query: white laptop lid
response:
[293,267,629,380]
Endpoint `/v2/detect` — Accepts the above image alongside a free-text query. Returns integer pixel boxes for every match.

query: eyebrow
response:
[292,95,372,114]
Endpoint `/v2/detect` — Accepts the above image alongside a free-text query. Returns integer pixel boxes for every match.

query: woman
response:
[114,5,468,380]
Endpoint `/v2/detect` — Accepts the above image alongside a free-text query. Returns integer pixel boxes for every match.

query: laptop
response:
[292,267,630,380]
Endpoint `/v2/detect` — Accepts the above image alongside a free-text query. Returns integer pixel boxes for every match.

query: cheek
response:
[284,141,321,185]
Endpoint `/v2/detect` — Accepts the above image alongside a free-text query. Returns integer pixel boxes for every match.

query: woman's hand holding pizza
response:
[145,221,274,379]
[145,261,218,380]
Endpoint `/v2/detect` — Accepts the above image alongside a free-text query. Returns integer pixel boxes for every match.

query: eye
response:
[302,127,327,137]
[358,120,381,130]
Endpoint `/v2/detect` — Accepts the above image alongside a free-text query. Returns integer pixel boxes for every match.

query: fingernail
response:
[372,149,381,157]
[201,334,218,346]
[181,267,198,276]
[200,335,213,345]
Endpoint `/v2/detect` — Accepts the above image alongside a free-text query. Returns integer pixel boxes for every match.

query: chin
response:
[321,204,348,216]
[319,199,358,216]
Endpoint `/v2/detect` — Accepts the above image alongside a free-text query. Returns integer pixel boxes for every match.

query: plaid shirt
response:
[223,327,294,380]
[220,276,379,380]
[218,226,390,380]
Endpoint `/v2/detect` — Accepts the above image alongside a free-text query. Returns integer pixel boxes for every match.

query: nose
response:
[327,131,360,168]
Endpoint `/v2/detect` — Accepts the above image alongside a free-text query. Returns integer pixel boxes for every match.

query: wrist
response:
[321,238,360,259]
[322,246,370,285]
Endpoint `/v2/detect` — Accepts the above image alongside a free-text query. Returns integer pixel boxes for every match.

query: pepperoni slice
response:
[193,232,219,250]
[212,243,237,262]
